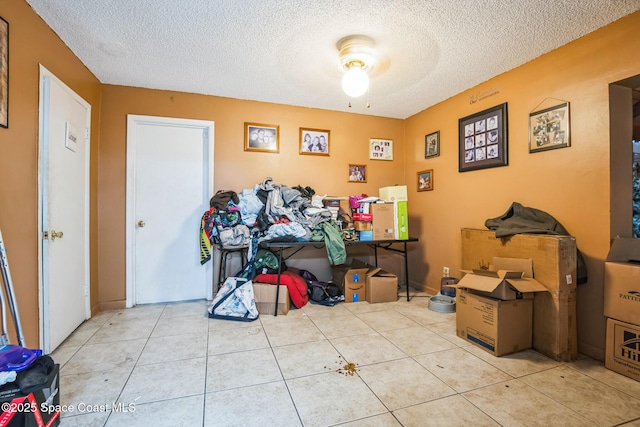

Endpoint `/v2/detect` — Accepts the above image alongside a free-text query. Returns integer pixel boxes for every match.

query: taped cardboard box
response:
[461,228,578,361]
[366,268,398,303]
[605,317,640,382]
[604,238,640,326]
[456,258,548,301]
[456,289,533,356]
[370,203,395,240]
[253,282,290,315]
[331,261,368,303]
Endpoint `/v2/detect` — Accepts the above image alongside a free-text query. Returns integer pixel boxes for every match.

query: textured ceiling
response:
[25,0,640,119]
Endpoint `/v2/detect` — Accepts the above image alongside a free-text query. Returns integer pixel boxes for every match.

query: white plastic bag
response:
[208,277,259,322]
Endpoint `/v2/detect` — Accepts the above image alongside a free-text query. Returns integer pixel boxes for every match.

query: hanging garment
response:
[485,202,588,284]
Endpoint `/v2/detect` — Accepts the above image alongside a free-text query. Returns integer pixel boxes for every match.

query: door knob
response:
[45,230,63,241]
[138,221,146,227]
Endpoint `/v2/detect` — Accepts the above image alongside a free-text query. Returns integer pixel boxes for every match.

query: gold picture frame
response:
[417,169,433,191]
[348,164,367,183]
[369,138,393,160]
[299,128,330,156]
[244,122,279,153]
[0,16,8,129]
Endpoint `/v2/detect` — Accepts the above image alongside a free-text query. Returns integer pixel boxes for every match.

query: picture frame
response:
[458,102,508,172]
[369,138,393,160]
[348,164,367,183]
[417,169,433,191]
[244,122,279,153]
[425,131,440,158]
[0,16,8,129]
[529,102,570,153]
[299,127,330,156]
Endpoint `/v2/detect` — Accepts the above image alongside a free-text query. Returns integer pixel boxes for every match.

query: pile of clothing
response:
[201,177,348,309]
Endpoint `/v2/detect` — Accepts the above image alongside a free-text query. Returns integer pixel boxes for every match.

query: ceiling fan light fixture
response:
[341,62,369,98]
[337,35,377,98]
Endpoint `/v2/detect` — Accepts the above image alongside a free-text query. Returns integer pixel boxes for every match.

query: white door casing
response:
[38,66,91,353]
[126,115,214,306]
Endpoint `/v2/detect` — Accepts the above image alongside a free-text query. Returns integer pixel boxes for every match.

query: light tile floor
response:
[52,293,640,426]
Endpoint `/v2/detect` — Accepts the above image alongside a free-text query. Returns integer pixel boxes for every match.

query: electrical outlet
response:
[443,266,450,277]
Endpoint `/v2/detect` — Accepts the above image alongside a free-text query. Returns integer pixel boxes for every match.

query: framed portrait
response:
[369,138,393,160]
[458,103,508,172]
[244,122,279,153]
[348,164,367,183]
[0,16,8,129]
[425,131,440,158]
[529,102,570,153]
[299,128,330,156]
[417,170,433,192]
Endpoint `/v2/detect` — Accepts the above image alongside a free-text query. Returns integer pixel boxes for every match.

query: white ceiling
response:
[25,0,640,119]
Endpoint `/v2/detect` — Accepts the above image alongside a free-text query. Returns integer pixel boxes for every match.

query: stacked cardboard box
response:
[370,203,395,240]
[604,238,640,381]
[379,186,409,240]
[454,258,547,356]
[461,228,578,361]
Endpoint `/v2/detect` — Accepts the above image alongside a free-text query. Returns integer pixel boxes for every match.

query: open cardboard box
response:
[456,258,548,301]
[604,238,640,326]
[332,260,398,303]
[456,289,533,356]
[460,229,578,361]
[331,260,368,303]
[366,267,398,303]
[253,282,290,315]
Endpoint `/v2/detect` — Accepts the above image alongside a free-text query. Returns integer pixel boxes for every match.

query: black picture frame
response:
[458,103,508,172]
[529,102,570,153]
[425,131,440,158]
[0,16,8,129]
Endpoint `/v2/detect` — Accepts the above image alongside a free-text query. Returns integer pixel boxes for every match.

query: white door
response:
[38,66,91,353]
[126,115,214,306]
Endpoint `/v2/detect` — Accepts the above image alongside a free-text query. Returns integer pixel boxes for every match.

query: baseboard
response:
[578,342,605,362]
[98,300,126,311]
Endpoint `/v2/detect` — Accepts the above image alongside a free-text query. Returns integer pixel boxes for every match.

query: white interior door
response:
[38,66,91,353]
[126,115,214,306]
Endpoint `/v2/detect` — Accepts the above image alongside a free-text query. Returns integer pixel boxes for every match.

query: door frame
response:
[125,115,215,308]
[37,65,91,352]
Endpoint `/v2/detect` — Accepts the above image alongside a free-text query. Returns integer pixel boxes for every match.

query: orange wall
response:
[404,11,640,359]
[3,0,640,360]
[97,87,404,306]
[0,0,101,347]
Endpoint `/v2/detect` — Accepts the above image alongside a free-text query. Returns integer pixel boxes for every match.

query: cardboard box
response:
[604,238,640,325]
[456,289,533,356]
[331,263,368,303]
[605,318,640,382]
[353,213,373,221]
[371,203,395,240]
[354,221,372,231]
[393,201,409,240]
[252,282,290,315]
[461,228,578,361]
[0,363,60,427]
[456,259,548,301]
[358,231,373,241]
[366,268,398,303]
[379,185,408,202]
